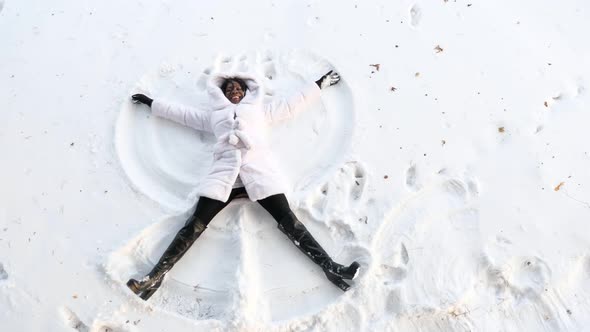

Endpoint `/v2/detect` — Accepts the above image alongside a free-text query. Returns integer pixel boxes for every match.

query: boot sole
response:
[325,271,351,291]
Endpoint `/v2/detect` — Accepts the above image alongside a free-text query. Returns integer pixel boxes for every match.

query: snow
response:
[1,0,590,331]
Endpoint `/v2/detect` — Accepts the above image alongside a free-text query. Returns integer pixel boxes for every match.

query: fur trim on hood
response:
[207,72,264,110]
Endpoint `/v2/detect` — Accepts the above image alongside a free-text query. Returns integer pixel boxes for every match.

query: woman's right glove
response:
[315,70,341,89]
[131,94,153,107]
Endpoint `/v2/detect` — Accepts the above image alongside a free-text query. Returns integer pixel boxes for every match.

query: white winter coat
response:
[152,73,321,202]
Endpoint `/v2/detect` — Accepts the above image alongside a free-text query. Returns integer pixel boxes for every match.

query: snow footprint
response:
[478,254,564,329]
[197,55,251,89]
[371,172,484,321]
[306,301,363,332]
[378,242,410,316]
[196,66,212,90]
[409,4,422,28]
[219,54,247,71]
[0,263,7,281]
[405,164,420,191]
[479,255,552,298]
[443,177,480,208]
[218,54,250,73]
[509,256,552,297]
[261,54,277,80]
[380,242,410,285]
[59,306,89,332]
[308,161,367,218]
[157,62,177,78]
[303,161,367,241]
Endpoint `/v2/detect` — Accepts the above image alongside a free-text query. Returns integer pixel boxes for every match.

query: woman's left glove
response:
[315,70,341,89]
[131,94,153,107]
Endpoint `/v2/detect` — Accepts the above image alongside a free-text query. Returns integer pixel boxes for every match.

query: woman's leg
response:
[128,190,242,300]
[257,194,360,291]
[256,193,291,221]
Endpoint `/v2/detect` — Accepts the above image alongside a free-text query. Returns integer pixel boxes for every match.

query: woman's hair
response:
[221,78,247,93]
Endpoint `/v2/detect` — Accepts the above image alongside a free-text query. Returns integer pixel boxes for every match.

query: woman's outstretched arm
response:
[263,71,340,124]
[131,94,212,132]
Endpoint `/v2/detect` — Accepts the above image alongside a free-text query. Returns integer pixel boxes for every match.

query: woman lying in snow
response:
[127,70,360,300]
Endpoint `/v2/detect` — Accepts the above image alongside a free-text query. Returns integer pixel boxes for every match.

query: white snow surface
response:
[1,0,590,331]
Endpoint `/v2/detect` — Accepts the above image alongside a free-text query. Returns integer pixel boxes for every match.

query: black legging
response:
[193,187,293,227]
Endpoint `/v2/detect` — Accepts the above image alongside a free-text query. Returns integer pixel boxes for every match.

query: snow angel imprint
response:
[126,70,360,300]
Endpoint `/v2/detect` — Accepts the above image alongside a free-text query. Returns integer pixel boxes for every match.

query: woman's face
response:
[224,80,245,104]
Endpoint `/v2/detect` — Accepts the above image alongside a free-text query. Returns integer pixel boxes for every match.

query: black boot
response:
[277,212,360,291]
[127,216,208,300]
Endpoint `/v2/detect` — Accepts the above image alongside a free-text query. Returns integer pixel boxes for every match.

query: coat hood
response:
[207,72,264,109]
